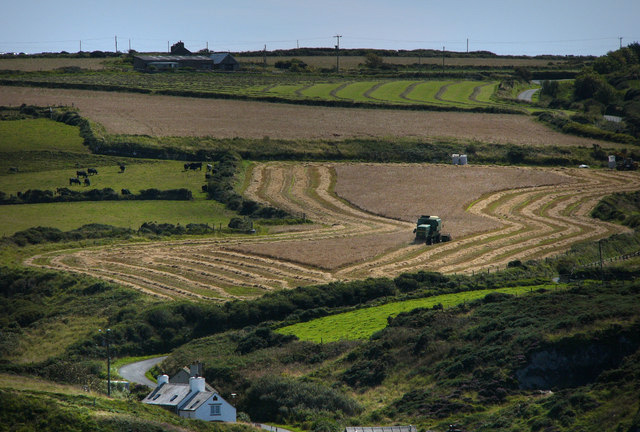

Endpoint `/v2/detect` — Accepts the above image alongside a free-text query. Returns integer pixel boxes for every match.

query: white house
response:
[143,374,236,422]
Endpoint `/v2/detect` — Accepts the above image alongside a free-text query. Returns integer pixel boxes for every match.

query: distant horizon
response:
[1,0,639,57]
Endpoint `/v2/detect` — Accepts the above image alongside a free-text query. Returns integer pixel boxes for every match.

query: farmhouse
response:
[143,364,236,422]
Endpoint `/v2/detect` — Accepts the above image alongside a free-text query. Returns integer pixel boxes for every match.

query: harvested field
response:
[0,58,109,71]
[0,86,614,147]
[26,163,639,301]
[334,164,572,237]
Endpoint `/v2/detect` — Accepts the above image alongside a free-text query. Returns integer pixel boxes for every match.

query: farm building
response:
[133,55,213,71]
[133,53,239,72]
[210,53,239,71]
[170,41,191,55]
[143,374,236,422]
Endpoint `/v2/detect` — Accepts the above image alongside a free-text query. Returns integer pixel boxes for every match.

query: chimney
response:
[189,376,206,393]
[157,374,169,386]
[189,362,203,377]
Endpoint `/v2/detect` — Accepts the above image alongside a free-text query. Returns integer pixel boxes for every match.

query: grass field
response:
[276,285,560,342]
[0,199,231,235]
[0,118,86,152]
[0,119,234,235]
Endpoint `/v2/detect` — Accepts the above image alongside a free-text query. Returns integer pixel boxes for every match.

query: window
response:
[210,404,221,416]
[170,395,178,402]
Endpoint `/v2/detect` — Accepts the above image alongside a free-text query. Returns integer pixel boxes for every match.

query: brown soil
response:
[0,86,615,147]
[24,164,640,301]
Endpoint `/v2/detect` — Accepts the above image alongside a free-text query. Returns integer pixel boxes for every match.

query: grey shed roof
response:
[210,53,237,64]
[345,427,417,432]
[135,55,212,62]
[143,382,192,407]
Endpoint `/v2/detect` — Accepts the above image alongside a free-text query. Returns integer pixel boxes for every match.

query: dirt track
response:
[0,86,615,146]
[25,164,639,301]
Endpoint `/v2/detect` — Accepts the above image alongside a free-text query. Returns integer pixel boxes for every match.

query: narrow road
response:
[118,356,167,388]
[517,88,539,102]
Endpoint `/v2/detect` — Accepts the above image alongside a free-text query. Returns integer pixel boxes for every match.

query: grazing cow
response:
[88,168,98,175]
[201,185,208,192]
[205,173,212,179]
[76,170,88,178]
[206,163,213,172]
[121,188,131,195]
[185,162,202,171]
[84,178,91,186]
[119,165,126,173]
[8,167,18,174]
[184,163,190,171]
[69,178,81,185]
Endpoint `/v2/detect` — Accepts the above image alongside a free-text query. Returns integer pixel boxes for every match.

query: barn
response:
[133,55,213,71]
[210,53,240,71]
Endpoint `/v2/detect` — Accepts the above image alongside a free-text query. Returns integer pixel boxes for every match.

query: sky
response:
[1,0,639,56]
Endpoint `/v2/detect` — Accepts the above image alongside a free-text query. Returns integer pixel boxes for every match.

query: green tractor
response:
[414,215,451,245]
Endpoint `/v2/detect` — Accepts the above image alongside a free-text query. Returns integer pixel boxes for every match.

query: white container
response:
[608,155,616,169]
[459,154,468,165]
[452,154,459,165]
[189,376,206,393]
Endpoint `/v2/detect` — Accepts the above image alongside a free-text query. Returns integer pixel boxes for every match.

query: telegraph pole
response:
[99,328,111,396]
[115,36,118,53]
[619,37,623,49]
[334,35,342,72]
[442,46,445,74]
[467,38,469,53]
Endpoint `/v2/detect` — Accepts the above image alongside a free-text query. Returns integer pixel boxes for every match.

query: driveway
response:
[517,88,540,102]
[118,356,167,388]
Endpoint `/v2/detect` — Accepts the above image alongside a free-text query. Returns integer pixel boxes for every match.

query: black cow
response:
[121,188,131,195]
[119,165,126,173]
[84,178,91,186]
[88,168,98,175]
[201,185,208,192]
[70,178,81,185]
[76,170,88,178]
[205,173,212,179]
[185,162,202,171]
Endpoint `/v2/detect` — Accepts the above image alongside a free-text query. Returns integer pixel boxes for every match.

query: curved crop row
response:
[25,164,639,301]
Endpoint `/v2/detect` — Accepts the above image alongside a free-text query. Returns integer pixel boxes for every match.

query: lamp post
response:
[99,328,111,397]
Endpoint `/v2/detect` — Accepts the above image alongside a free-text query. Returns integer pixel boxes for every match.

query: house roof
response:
[143,382,192,407]
[179,391,222,412]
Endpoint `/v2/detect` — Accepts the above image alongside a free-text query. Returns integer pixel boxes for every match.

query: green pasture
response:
[0,160,208,198]
[472,82,499,103]
[366,80,420,104]
[277,285,561,343]
[0,199,231,235]
[403,80,457,104]
[438,81,485,105]
[334,81,380,101]
[299,83,342,99]
[0,118,86,153]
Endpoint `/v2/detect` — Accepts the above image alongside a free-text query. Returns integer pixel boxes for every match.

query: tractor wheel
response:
[441,234,452,242]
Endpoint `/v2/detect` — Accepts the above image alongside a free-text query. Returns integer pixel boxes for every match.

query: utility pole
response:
[115,36,118,53]
[128,39,131,52]
[99,328,112,397]
[467,38,469,53]
[599,239,604,283]
[79,40,82,52]
[619,37,623,49]
[334,34,342,72]
[442,46,445,74]
[263,44,267,68]
[167,41,170,53]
